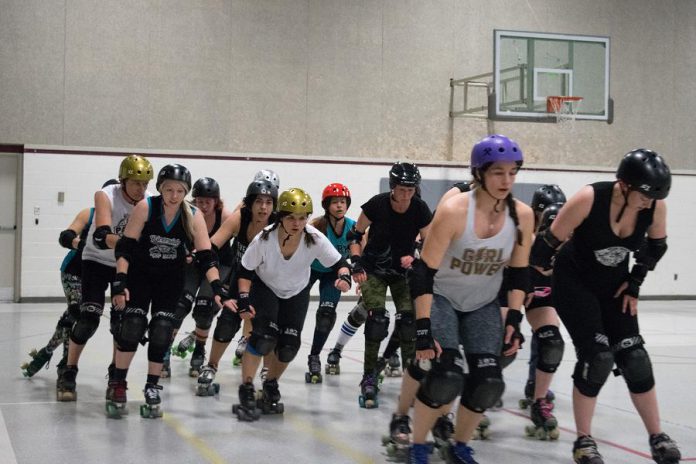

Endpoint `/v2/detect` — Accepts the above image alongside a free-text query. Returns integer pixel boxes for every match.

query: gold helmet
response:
[277,188,313,215]
[119,154,154,181]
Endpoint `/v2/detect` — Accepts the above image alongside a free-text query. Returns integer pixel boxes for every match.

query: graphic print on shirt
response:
[148,235,181,260]
[449,247,506,276]
[593,246,630,267]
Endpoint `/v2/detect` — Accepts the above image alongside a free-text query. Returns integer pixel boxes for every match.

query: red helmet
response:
[321,183,351,209]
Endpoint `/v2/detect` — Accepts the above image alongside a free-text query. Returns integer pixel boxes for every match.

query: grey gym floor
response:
[1,299,694,464]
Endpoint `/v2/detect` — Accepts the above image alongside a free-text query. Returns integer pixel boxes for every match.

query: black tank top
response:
[229,208,276,271]
[555,181,655,292]
[136,196,192,268]
[210,209,233,266]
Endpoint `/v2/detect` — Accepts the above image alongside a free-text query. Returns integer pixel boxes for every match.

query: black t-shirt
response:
[361,192,432,276]
[555,181,655,293]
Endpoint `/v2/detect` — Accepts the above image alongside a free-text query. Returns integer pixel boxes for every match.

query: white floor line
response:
[0,410,18,464]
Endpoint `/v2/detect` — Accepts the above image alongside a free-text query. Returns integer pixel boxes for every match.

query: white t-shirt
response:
[241,224,341,299]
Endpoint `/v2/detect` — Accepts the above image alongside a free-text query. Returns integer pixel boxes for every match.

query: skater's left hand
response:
[614,281,639,316]
[112,289,129,310]
[400,255,414,269]
[502,309,524,357]
[335,272,352,292]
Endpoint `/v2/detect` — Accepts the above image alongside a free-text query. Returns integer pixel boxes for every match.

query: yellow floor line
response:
[286,414,377,464]
[163,414,228,464]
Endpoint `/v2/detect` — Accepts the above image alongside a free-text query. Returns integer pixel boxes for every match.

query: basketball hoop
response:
[547,96,583,128]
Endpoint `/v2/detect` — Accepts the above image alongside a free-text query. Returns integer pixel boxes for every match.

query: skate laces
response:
[535,398,555,419]
[574,436,602,459]
[144,383,162,401]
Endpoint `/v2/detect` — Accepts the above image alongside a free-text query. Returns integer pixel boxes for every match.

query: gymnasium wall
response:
[1,0,695,169]
[18,146,696,298]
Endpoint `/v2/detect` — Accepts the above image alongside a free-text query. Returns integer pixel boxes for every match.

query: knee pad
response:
[396,311,415,343]
[192,297,215,330]
[499,352,516,369]
[248,320,279,356]
[174,290,195,324]
[117,311,148,352]
[57,308,76,330]
[407,358,429,381]
[109,309,123,336]
[614,337,654,394]
[70,304,103,344]
[417,349,465,408]
[347,301,368,326]
[573,342,614,397]
[536,325,565,373]
[276,328,301,363]
[148,317,175,361]
[365,308,389,342]
[315,304,337,335]
[460,354,505,413]
[213,310,241,343]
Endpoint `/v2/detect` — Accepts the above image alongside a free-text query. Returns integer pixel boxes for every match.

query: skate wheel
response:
[139,405,148,417]
[29,349,38,358]
[381,435,391,446]
[519,399,530,409]
[358,395,365,408]
[213,383,220,394]
[548,428,560,440]
[105,402,122,419]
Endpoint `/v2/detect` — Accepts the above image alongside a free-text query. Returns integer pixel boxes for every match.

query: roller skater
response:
[350,162,432,411]
[358,372,379,409]
[232,336,246,366]
[105,379,128,419]
[233,382,259,421]
[531,149,679,463]
[382,413,411,459]
[305,354,322,384]
[305,183,356,385]
[174,332,195,358]
[258,378,284,415]
[325,347,341,375]
[403,135,532,463]
[525,398,559,440]
[223,187,351,419]
[110,164,228,420]
[196,364,220,396]
[189,344,205,377]
[649,433,681,464]
[140,383,163,419]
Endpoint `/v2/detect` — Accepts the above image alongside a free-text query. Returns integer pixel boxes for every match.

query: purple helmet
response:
[470,134,523,169]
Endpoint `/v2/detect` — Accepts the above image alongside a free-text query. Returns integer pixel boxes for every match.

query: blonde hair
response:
[161,179,195,241]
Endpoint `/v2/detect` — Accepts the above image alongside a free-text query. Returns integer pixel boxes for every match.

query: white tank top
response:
[433,190,516,312]
[81,184,143,267]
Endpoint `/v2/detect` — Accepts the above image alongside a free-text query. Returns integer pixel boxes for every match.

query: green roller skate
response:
[21,347,53,378]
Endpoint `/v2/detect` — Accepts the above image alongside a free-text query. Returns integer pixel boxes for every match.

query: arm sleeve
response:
[361,195,381,222]
[240,236,263,271]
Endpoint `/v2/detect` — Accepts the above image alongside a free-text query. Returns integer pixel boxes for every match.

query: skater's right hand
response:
[236,292,256,319]
[111,272,129,310]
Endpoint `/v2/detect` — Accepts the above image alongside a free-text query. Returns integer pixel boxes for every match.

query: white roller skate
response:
[196,365,220,396]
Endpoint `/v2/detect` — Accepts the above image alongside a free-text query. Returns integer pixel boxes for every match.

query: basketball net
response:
[547,96,583,130]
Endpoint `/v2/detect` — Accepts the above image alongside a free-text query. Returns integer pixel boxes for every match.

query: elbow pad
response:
[634,237,667,271]
[196,248,219,273]
[114,237,138,263]
[453,181,471,193]
[529,228,563,269]
[59,229,78,250]
[346,225,365,245]
[93,225,113,250]
[506,266,530,293]
[409,258,438,300]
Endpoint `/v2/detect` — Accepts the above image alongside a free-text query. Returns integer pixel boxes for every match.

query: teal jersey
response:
[311,216,356,273]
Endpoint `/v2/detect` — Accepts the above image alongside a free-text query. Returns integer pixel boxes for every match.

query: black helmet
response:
[538,202,563,232]
[156,164,192,192]
[192,177,220,198]
[244,179,278,208]
[616,149,671,200]
[389,162,421,189]
[531,184,566,213]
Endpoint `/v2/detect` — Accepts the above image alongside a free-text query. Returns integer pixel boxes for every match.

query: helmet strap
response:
[325,212,344,237]
[280,223,293,247]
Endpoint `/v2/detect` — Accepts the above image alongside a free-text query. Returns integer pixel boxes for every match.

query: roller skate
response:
[381,413,411,459]
[140,383,163,418]
[21,347,53,378]
[325,348,341,375]
[519,380,555,409]
[525,398,559,440]
[56,365,78,401]
[432,413,455,457]
[233,336,246,367]
[105,380,128,419]
[384,353,402,377]
[409,443,431,464]
[160,349,171,378]
[196,365,220,396]
[174,332,195,359]
[105,363,115,400]
[189,346,205,377]
[649,433,681,464]
[305,354,323,384]
[471,415,490,440]
[257,378,284,415]
[232,382,260,421]
[572,435,604,464]
[358,373,379,408]
[442,441,479,464]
